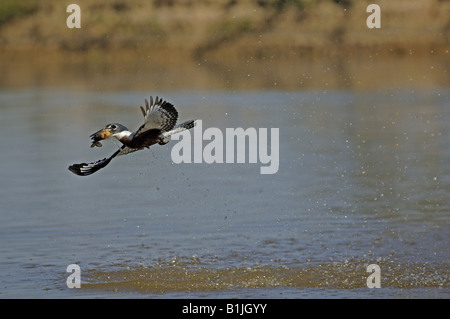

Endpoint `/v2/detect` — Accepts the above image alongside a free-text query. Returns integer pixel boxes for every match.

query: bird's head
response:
[104,123,130,138]
[90,123,131,147]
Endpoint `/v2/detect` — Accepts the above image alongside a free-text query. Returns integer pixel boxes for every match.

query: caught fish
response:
[90,140,103,148]
[90,128,111,148]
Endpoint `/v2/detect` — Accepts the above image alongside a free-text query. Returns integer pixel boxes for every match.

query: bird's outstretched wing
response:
[134,96,178,138]
[68,145,139,176]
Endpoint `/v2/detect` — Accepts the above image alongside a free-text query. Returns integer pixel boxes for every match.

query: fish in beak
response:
[90,128,112,148]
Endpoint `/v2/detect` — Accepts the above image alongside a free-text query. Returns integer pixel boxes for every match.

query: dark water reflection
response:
[0,86,448,298]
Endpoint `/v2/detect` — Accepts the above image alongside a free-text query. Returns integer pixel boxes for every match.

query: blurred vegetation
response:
[257,0,314,11]
[0,0,38,27]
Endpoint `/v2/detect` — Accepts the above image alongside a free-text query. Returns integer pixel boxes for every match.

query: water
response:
[0,87,448,298]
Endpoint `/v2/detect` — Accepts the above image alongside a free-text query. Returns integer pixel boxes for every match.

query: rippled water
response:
[0,88,448,298]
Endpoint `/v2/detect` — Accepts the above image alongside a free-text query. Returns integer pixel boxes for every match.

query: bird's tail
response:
[162,119,198,139]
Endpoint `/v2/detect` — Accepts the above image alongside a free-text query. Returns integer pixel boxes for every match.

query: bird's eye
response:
[110,124,117,130]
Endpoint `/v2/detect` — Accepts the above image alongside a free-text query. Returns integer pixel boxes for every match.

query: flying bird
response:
[69,96,197,176]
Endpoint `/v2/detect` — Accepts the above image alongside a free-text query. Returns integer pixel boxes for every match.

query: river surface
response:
[0,86,448,298]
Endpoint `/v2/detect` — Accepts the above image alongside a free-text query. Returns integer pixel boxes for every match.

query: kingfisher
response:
[68,96,198,176]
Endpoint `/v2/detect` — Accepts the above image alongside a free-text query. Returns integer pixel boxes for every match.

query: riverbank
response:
[1,0,448,58]
[0,0,448,90]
